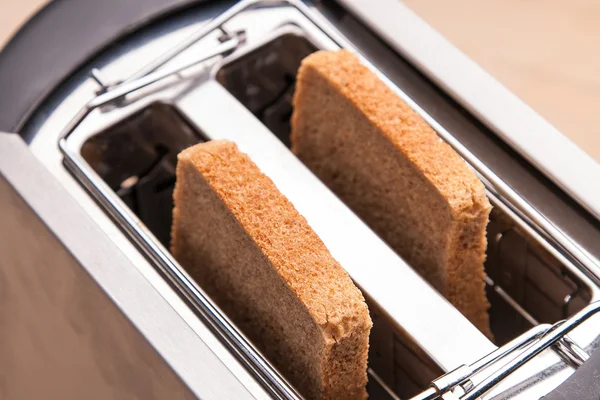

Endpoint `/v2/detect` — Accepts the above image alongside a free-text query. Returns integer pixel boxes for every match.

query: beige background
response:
[0,0,47,49]
[1,0,598,161]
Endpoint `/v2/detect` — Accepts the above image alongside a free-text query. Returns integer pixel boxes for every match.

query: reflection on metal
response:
[18,0,600,399]
[411,301,600,399]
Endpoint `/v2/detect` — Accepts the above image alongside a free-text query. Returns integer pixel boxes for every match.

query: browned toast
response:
[291,50,492,336]
[171,140,372,399]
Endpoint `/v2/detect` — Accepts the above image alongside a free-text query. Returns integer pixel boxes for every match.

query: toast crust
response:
[291,50,491,336]
[171,140,372,399]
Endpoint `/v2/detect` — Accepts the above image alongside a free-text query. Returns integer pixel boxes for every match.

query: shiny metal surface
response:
[410,306,600,399]
[462,302,600,400]
[553,335,590,368]
[58,3,494,398]
[19,0,600,399]
[64,102,303,400]
[337,0,600,223]
[89,34,243,108]
[24,2,280,398]
[410,325,552,400]
[121,0,274,83]
[329,0,600,284]
[0,133,263,400]
[212,23,597,357]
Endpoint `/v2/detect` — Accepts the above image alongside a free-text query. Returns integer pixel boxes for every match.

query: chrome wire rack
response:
[54,1,600,399]
[411,301,600,400]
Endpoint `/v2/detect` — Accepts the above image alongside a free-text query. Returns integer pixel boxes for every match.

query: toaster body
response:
[2,1,600,399]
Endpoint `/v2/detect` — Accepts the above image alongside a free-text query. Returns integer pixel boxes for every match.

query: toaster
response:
[1,1,600,399]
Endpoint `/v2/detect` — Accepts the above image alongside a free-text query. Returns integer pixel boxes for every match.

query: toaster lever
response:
[122,0,279,83]
[88,33,243,109]
[411,325,548,400]
[411,301,600,400]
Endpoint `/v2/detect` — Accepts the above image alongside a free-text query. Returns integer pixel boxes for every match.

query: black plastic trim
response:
[0,0,213,133]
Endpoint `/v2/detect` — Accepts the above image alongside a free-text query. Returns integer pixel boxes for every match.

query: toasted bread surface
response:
[171,140,372,399]
[291,50,491,336]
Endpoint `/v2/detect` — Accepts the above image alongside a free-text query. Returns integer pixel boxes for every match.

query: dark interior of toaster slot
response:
[78,33,594,400]
[80,101,400,400]
[485,207,592,344]
[80,103,206,247]
[216,32,318,146]
[214,33,593,347]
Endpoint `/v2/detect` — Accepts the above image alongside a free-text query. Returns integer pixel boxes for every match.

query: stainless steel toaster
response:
[2,1,600,399]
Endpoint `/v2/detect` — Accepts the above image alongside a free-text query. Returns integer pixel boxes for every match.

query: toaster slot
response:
[216,32,317,147]
[78,100,435,400]
[73,28,597,398]
[55,3,599,397]
[486,207,592,344]
[80,103,206,247]
[213,31,595,348]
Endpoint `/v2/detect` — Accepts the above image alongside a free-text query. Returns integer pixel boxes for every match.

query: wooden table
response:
[1,0,598,161]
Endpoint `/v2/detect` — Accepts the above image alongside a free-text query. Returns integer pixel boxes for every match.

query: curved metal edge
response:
[0,132,262,400]
[0,0,214,135]
[335,0,600,224]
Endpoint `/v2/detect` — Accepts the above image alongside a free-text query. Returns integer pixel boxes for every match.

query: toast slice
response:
[291,50,492,336]
[171,140,372,399]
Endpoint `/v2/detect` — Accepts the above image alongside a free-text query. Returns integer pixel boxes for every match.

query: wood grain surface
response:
[1,0,598,161]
